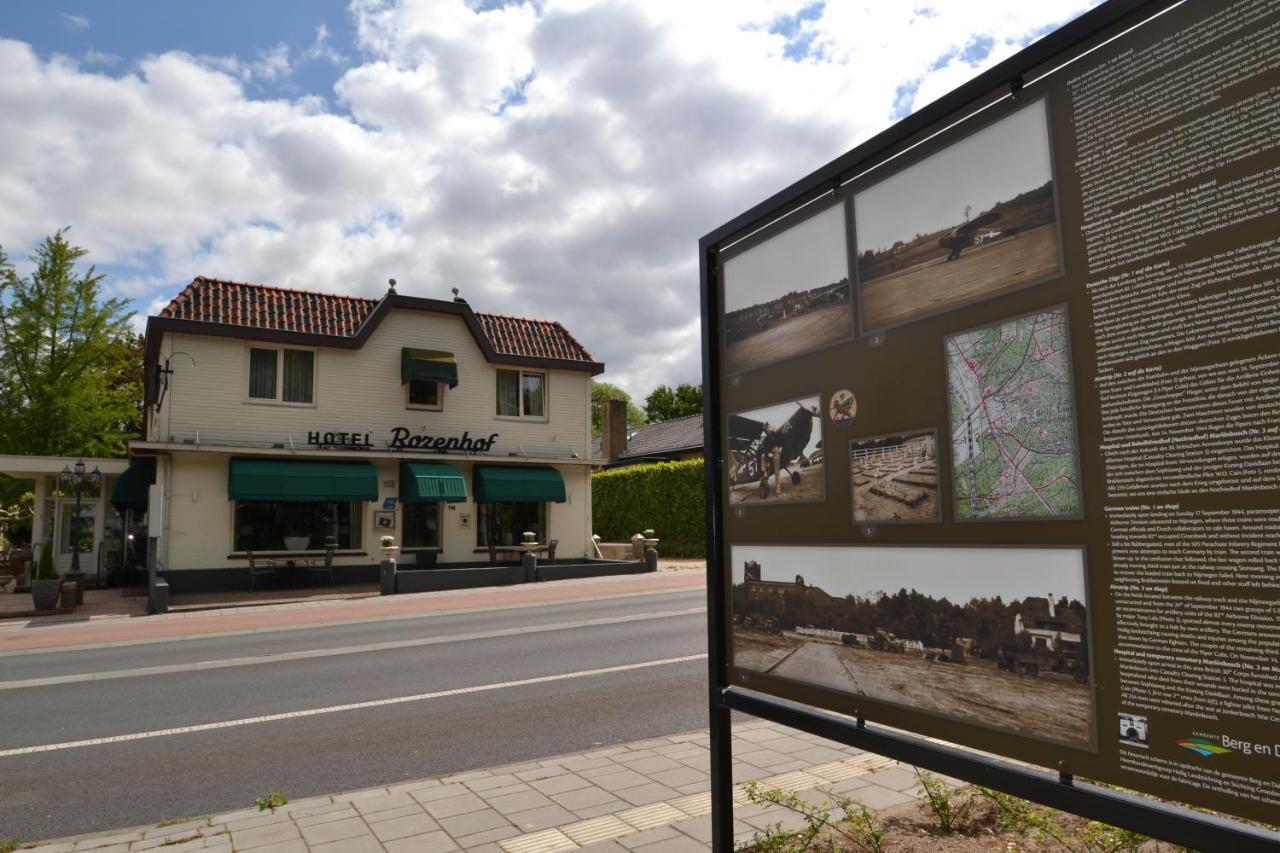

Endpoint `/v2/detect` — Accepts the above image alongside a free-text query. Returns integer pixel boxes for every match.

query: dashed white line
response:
[0,653,708,757]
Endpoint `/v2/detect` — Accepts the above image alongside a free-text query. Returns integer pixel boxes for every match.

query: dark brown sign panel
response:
[708,0,1280,826]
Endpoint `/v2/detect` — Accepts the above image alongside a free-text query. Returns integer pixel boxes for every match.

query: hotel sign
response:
[306,428,500,454]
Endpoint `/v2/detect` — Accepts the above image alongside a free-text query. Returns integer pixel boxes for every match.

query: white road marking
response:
[0,607,706,690]
[0,653,708,757]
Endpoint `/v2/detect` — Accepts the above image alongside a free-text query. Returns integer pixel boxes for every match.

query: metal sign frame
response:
[698,0,1280,849]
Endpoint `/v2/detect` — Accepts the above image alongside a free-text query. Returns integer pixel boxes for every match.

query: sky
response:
[723,200,846,313]
[854,97,1054,253]
[0,0,1101,399]
[732,544,1086,604]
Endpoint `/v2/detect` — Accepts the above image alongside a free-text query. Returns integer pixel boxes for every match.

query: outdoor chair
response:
[305,548,336,587]
[246,550,277,591]
[547,539,558,561]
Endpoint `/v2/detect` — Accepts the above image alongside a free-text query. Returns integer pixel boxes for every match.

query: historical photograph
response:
[945,306,1081,520]
[723,202,852,374]
[854,99,1061,332]
[1119,713,1149,748]
[727,395,825,505]
[850,430,940,523]
[732,545,1093,747]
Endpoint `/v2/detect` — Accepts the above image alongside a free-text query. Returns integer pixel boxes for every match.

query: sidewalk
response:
[23,719,923,852]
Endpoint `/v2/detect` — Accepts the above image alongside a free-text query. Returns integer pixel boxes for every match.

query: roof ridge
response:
[193,276,380,304]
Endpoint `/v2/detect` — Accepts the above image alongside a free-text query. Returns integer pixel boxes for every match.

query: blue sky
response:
[0,1,1100,398]
[6,2,355,102]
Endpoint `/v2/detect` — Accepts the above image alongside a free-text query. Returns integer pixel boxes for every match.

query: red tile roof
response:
[159,277,598,365]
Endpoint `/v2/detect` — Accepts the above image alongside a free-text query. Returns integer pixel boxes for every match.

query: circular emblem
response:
[828,389,858,428]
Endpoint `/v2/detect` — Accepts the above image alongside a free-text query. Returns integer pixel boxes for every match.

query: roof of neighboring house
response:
[592,413,705,463]
[156,277,600,366]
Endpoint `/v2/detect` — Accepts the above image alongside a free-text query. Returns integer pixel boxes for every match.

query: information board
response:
[704,0,1280,826]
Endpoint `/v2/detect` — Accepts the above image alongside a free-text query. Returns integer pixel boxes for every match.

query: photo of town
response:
[854,99,1062,332]
[850,430,940,523]
[732,545,1093,747]
[727,395,825,505]
[723,202,853,374]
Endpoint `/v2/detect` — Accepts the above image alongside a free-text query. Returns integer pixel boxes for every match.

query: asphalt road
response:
[0,588,708,841]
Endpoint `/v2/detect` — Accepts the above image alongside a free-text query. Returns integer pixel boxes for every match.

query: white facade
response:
[135,299,600,581]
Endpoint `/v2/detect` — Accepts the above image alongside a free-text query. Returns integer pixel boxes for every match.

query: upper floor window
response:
[248,347,314,405]
[407,379,442,410]
[497,369,545,418]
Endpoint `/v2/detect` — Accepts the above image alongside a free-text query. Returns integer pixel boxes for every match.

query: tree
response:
[591,380,644,434]
[0,230,140,459]
[644,383,702,423]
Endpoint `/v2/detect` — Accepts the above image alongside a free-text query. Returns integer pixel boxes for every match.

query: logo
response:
[828,389,858,428]
[1176,737,1232,757]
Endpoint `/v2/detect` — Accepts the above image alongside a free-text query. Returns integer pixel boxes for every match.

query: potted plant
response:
[30,541,60,612]
[379,535,398,561]
[521,530,537,544]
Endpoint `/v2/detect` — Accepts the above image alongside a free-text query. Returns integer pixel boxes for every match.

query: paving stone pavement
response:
[23,721,924,852]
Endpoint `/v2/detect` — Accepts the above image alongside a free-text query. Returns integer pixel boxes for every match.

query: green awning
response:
[400,462,467,503]
[228,458,378,502]
[473,465,566,503]
[110,457,156,514]
[401,348,459,388]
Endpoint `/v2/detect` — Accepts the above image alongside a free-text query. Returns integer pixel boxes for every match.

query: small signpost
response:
[700,0,1280,848]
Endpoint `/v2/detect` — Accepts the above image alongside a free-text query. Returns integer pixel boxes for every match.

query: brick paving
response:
[22,720,922,851]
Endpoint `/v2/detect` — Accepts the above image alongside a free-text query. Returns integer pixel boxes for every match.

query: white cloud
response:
[59,11,89,30]
[0,0,1102,399]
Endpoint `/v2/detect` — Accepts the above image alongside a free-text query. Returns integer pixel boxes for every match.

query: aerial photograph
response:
[854,99,1062,332]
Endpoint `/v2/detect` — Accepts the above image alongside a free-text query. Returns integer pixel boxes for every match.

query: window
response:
[59,505,96,555]
[407,380,442,409]
[248,347,314,404]
[497,369,545,418]
[403,503,441,549]
[234,501,361,552]
[477,502,547,547]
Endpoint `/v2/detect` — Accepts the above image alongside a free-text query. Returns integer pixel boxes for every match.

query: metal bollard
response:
[522,551,537,582]
[644,547,658,573]
[380,559,397,595]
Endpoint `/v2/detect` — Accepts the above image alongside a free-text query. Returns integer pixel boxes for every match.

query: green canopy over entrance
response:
[110,457,156,513]
[228,459,378,502]
[400,348,459,388]
[400,462,467,503]
[473,465,566,503]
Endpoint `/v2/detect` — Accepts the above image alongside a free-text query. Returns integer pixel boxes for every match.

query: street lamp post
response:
[60,459,100,605]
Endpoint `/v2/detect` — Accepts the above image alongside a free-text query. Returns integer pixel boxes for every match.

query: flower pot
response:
[381,546,399,561]
[31,578,61,612]
[283,536,311,552]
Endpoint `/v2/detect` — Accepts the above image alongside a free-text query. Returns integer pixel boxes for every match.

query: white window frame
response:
[243,344,318,408]
[495,368,549,421]
[405,379,445,412]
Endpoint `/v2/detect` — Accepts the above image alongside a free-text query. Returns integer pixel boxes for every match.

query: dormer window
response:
[401,349,457,412]
[248,346,314,405]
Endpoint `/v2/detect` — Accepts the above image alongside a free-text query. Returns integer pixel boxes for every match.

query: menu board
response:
[711,0,1280,824]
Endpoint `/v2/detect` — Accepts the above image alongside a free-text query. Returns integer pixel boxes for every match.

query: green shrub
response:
[36,540,55,581]
[592,459,704,557]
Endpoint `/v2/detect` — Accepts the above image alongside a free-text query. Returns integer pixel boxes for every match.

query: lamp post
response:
[60,459,100,605]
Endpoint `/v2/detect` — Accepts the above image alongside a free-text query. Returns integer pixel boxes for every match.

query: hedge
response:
[592,459,705,557]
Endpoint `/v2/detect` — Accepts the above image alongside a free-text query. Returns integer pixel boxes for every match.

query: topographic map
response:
[945,307,1081,519]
